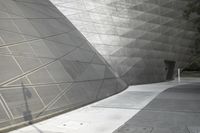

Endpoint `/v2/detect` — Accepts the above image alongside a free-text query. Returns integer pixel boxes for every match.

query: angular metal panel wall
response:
[0,0,126,129]
[51,0,197,84]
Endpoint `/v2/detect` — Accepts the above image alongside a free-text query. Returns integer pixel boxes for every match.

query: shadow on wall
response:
[21,83,43,133]
[21,82,32,124]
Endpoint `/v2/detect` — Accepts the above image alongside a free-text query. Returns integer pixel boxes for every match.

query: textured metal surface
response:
[0,0,126,129]
[50,0,197,85]
[0,0,198,131]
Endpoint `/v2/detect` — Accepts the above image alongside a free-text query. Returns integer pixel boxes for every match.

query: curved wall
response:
[0,0,126,130]
[0,0,197,130]
[51,0,197,84]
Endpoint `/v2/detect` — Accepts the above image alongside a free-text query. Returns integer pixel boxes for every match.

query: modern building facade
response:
[0,0,126,130]
[0,0,196,130]
[51,0,197,84]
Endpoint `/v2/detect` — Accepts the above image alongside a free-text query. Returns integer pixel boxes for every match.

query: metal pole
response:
[178,68,181,83]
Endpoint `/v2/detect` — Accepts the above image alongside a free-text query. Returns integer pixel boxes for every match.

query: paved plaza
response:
[10,77,200,133]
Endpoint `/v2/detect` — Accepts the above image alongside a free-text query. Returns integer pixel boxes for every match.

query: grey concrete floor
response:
[114,83,200,133]
[10,78,200,133]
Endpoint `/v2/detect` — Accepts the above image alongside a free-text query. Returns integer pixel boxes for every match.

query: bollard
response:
[178,68,181,83]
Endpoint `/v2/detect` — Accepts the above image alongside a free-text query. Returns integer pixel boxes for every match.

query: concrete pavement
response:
[10,77,200,133]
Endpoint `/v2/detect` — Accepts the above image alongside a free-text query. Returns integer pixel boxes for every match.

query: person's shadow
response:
[21,82,32,124]
[21,82,43,133]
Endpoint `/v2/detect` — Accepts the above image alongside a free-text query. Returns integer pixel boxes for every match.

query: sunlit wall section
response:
[51,0,196,84]
[0,0,126,129]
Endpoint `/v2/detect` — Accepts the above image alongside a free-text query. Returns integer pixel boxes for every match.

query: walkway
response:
[10,77,200,133]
